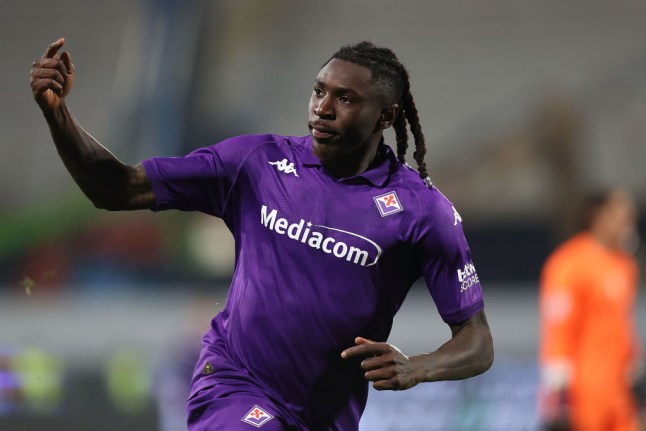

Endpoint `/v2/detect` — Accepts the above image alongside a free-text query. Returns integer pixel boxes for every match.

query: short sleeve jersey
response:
[143,134,484,430]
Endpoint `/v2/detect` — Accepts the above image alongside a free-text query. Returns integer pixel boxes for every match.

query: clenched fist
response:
[30,38,75,112]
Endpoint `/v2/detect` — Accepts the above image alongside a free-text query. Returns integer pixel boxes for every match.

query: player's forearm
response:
[43,103,140,210]
[412,312,494,382]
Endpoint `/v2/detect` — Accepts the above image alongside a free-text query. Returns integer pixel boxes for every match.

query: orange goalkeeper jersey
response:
[539,232,640,430]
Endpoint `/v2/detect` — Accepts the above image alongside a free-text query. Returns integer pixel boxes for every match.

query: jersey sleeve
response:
[415,191,484,325]
[141,135,262,216]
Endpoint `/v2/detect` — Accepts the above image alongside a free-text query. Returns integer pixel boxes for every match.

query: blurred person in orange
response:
[539,189,642,431]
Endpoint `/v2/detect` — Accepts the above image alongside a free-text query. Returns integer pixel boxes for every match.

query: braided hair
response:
[325,41,432,187]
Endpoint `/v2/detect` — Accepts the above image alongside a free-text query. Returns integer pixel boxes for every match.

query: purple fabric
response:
[186,375,290,430]
[143,134,484,430]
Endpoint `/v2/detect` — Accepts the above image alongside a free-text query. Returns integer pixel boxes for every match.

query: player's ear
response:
[380,104,398,129]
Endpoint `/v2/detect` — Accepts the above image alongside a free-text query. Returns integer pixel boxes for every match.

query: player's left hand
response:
[341,337,420,391]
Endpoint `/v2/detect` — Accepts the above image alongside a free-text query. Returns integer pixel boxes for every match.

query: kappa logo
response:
[268,159,298,177]
[373,191,403,217]
[452,206,462,225]
[241,405,274,428]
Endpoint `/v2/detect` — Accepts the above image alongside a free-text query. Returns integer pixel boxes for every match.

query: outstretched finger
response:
[341,340,390,359]
[354,337,377,345]
[43,38,65,59]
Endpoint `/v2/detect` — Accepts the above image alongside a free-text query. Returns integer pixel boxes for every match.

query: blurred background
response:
[1,0,645,429]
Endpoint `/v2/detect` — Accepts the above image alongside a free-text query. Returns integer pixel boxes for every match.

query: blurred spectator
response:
[10,347,64,415]
[105,348,152,415]
[539,189,642,431]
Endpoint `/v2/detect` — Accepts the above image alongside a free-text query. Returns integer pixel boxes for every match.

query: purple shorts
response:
[186,326,307,430]
[186,381,298,431]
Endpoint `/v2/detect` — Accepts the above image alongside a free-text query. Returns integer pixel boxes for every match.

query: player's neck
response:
[323,139,381,179]
[589,227,619,251]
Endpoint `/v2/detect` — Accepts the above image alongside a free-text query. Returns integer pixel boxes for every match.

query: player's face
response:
[308,59,388,163]
[599,190,638,251]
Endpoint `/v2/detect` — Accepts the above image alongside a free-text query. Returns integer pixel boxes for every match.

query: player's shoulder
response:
[206,133,301,152]
[191,134,306,163]
[543,233,596,276]
[392,164,458,226]
[551,233,597,260]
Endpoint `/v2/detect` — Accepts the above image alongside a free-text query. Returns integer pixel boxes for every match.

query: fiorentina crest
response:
[241,405,274,428]
[373,191,403,217]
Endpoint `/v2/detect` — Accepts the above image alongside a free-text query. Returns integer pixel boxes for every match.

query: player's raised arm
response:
[30,38,155,211]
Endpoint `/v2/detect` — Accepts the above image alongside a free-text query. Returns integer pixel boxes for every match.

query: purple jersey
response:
[143,134,484,430]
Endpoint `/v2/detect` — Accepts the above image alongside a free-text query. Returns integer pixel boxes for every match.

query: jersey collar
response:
[301,136,397,187]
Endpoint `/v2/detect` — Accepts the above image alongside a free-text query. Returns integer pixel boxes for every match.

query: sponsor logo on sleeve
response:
[242,405,274,428]
[373,191,403,217]
[457,262,479,292]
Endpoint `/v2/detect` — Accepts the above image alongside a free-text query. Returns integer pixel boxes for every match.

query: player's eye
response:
[339,96,352,105]
[313,87,324,97]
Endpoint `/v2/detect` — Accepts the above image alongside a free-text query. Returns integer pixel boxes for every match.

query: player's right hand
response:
[539,388,571,431]
[30,38,75,112]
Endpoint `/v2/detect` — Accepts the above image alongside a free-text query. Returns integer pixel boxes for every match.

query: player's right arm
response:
[31,38,155,211]
[538,250,581,430]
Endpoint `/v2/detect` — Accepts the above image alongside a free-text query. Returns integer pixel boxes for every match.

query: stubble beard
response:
[312,139,343,163]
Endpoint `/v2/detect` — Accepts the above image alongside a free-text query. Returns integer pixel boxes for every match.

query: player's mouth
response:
[309,123,338,141]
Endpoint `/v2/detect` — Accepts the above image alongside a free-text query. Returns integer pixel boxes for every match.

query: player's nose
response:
[313,95,334,119]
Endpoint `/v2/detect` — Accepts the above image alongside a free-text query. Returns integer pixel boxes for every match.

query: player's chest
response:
[586,260,635,311]
[238,164,415,257]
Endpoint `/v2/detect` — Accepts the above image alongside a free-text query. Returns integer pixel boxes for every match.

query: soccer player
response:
[31,38,493,430]
[539,189,642,431]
